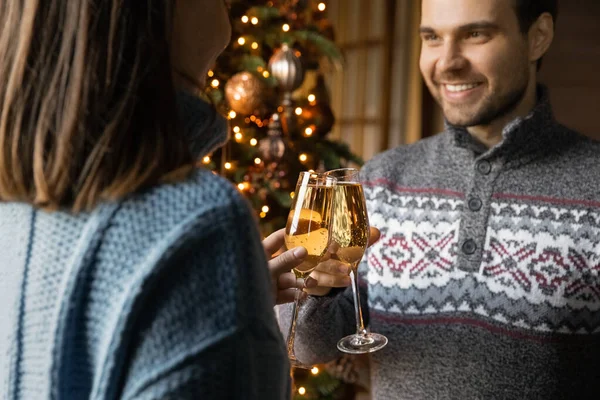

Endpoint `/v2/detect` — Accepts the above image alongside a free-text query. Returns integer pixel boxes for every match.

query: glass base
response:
[337,332,388,354]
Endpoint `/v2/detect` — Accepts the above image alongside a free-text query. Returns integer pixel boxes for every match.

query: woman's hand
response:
[263,229,318,304]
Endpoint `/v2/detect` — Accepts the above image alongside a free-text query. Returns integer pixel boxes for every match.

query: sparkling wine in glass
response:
[326,168,388,354]
[284,171,336,368]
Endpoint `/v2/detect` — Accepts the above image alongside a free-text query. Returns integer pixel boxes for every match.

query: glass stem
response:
[286,279,303,361]
[350,264,367,336]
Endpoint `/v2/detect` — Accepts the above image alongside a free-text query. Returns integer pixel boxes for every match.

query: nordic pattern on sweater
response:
[284,86,600,400]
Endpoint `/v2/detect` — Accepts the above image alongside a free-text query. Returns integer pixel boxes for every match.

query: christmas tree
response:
[204,0,362,237]
[201,1,367,398]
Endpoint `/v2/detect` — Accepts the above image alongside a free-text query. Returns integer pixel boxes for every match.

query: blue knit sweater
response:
[0,168,290,399]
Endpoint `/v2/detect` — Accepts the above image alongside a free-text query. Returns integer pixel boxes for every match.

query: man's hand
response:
[305,227,381,296]
[263,229,318,304]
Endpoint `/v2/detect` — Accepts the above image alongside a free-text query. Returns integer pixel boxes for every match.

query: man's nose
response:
[437,42,467,73]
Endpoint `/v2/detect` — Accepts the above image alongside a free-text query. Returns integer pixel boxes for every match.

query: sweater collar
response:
[176,90,229,160]
[446,85,567,161]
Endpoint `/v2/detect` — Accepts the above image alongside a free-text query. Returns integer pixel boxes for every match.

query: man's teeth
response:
[445,83,479,92]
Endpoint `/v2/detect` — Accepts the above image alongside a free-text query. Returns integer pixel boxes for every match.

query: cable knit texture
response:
[282,86,600,399]
[0,168,290,400]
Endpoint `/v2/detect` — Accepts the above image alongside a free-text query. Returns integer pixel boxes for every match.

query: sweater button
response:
[462,239,477,255]
[476,160,492,175]
[468,196,482,211]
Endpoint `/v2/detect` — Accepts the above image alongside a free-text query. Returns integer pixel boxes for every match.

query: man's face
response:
[419,0,532,127]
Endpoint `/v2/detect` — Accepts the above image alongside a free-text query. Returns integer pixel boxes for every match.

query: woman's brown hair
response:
[0,0,192,212]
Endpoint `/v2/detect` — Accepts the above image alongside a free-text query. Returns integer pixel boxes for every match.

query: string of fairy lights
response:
[203,1,330,226]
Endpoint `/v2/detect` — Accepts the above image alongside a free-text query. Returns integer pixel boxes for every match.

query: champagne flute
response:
[326,168,388,354]
[284,171,336,368]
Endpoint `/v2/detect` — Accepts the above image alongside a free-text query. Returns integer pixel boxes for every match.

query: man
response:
[282,0,600,398]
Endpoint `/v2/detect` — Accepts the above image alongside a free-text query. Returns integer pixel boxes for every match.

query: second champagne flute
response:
[326,168,388,354]
[284,171,336,368]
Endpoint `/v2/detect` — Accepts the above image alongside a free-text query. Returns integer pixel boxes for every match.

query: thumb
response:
[268,247,307,276]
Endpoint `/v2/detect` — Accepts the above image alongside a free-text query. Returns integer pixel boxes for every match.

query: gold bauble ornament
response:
[224,72,265,116]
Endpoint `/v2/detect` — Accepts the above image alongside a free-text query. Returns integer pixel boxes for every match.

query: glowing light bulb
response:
[299,154,308,162]
[211,79,220,88]
[241,15,249,23]
[282,24,290,32]
[251,17,259,25]
[237,37,246,45]
[234,132,243,141]
[262,205,270,213]
[237,183,245,190]
[295,107,303,115]
[202,156,211,164]
[228,110,237,119]
[250,138,258,146]
[298,387,306,395]
[262,71,270,78]
[233,126,241,133]
[305,127,313,136]
[290,192,295,199]
[311,367,319,375]
[318,2,326,11]
[260,212,267,218]
[251,42,259,49]
[254,158,262,164]
[224,162,232,170]
[207,70,214,77]
[308,94,316,102]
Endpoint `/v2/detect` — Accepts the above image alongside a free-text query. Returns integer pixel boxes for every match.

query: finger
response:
[327,241,340,255]
[305,276,318,288]
[278,273,304,290]
[310,270,352,288]
[268,247,307,276]
[314,259,350,275]
[304,286,333,296]
[263,228,286,257]
[368,227,381,246]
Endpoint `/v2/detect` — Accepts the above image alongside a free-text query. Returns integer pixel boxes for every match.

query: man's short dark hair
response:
[513,0,559,70]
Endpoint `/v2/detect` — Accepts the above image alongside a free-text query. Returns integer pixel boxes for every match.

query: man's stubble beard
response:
[436,62,531,127]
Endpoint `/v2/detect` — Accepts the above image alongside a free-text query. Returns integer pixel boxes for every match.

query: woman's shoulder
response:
[101,168,256,266]
[118,168,250,232]
[135,167,246,214]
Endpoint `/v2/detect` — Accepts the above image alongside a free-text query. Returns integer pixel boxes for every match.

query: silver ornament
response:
[268,43,305,93]
[258,113,286,161]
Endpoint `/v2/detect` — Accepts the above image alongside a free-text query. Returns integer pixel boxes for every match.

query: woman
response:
[0,1,308,398]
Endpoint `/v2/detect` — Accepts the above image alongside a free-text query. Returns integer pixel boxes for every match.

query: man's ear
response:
[528,12,554,64]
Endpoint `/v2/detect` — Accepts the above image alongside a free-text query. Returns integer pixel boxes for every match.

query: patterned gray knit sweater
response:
[287,86,600,399]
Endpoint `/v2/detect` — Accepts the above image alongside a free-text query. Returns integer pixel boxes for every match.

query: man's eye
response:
[468,31,486,39]
[423,34,440,41]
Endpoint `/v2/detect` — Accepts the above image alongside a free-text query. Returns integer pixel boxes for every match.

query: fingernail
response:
[297,278,305,288]
[293,247,307,258]
[338,265,349,274]
[305,277,318,288]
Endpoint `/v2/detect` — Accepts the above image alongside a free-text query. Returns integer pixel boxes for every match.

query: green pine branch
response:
[288,30,343,63]
[246,6,281,21]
